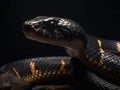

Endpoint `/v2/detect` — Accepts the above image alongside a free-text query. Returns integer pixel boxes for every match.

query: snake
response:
[0,16,120,90]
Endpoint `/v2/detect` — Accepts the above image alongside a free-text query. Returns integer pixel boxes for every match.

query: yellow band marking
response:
[97,39,105,65]
[12,67,21,79]
[61,59,66,66]
[59,59,66,73]
[116,42,120,52]
[23,60,42,83]
[97,39,102,47]
[29,61,36,75]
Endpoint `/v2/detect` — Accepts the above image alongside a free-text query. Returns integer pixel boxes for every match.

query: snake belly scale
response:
[0,16,120,90]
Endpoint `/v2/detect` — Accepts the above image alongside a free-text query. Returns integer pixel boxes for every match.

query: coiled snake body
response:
[0,16,120,90]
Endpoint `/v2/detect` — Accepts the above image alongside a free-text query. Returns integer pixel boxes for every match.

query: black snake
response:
[0,16,120,90]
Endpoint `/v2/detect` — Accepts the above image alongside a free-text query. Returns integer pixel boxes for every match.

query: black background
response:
[1,0,120,66]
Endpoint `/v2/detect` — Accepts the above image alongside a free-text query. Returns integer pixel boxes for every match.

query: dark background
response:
[0,0,120,66]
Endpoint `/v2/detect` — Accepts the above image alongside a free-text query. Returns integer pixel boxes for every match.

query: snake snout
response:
[22,21,40,34]
[22,21,32,34]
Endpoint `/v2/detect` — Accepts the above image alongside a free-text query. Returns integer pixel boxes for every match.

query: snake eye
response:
[31,24,40,31]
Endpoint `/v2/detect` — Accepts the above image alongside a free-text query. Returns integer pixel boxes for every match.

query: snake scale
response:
[0,16,120,90]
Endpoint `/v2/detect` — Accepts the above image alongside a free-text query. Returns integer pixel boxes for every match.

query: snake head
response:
[22,16,87,57]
